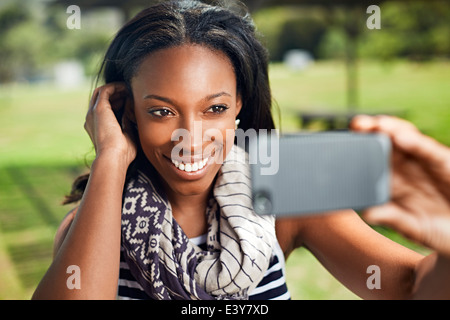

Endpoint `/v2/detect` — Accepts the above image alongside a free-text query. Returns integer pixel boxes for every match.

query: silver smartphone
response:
[248,132,391,216]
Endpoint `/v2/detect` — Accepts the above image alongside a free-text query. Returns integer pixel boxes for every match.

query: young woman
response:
[33,0,450,300]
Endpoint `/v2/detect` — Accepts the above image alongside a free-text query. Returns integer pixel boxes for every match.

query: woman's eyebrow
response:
[204,91,232,101]
[143,92,232,104]
[143,94,174,104]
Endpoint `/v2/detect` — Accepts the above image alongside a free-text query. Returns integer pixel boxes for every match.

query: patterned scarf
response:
[121,145,276,300]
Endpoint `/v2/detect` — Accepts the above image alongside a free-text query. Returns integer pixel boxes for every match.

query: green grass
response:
[0,83,93,167]
[0,165,86,299]
[272,60,450,145]
[285,248,360,300]
[0,59,448,299]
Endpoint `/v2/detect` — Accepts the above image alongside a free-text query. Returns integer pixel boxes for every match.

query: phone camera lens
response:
[253,191,272,215]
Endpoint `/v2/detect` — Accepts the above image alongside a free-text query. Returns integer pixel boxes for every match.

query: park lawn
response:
[0,165,87,299]
[271,59,450,145]
[0,59,447,299]
[0,83,94,167]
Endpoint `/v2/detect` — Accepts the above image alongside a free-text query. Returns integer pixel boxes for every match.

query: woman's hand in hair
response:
[85,82,137,167]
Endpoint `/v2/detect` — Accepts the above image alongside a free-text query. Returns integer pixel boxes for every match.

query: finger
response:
[349,114,378,132]
[352,115,450,169]
[351,115,416,140]
[88,83,128,116]
[396,131,450,167]
[89,87,101,110]
[85,83,128,142]
[95,82,128,111]
[375,116,450,168]
[362,203,422,242]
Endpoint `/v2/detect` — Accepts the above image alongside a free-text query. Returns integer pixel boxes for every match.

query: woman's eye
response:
[149,108,173,117]
[207,105,229,114]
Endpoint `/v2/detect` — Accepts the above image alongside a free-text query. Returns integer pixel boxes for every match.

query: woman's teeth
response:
[171,158,208,172]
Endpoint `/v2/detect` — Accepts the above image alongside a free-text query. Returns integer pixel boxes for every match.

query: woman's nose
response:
[171,119,204,159]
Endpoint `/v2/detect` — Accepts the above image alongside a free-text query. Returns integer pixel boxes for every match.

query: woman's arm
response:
[298,210,423,299]
[280,208,450,300]
[32,83,136,299]
[53,207,77,259]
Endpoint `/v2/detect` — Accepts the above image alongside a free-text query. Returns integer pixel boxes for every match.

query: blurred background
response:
[0,0,449,299]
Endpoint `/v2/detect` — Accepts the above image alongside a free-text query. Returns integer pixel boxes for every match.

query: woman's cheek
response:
[203,119,235,161]
[138,122,174,156]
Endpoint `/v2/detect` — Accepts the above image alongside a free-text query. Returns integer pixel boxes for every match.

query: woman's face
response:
[130,44,241,198]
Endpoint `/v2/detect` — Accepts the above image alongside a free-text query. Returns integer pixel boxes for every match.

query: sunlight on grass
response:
[286,248,359,300]
[0,83,93,167]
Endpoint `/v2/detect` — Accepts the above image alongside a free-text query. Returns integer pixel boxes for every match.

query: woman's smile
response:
[170,155,209,172]
[164,154,211,180]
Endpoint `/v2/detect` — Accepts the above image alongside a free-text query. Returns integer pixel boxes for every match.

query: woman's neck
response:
[165,186,212,239]
[145,159,214,238]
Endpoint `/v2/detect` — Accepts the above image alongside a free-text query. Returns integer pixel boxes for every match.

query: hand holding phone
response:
[352,115,450,256]
[249,132,391,216]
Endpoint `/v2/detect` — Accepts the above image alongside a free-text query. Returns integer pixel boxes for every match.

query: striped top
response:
[117,234,291,300]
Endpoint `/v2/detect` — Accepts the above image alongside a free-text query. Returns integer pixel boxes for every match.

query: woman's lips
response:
[162,153,214,179]
[171,158,209,173]
[162,145,223,178]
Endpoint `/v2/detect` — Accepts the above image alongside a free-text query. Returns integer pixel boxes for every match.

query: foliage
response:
[0,1,48,82]
[359,2,450,60]
[0,0,113,83]
[253,6,329,61]
[1,1,449,82]
[254,2,450,62]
